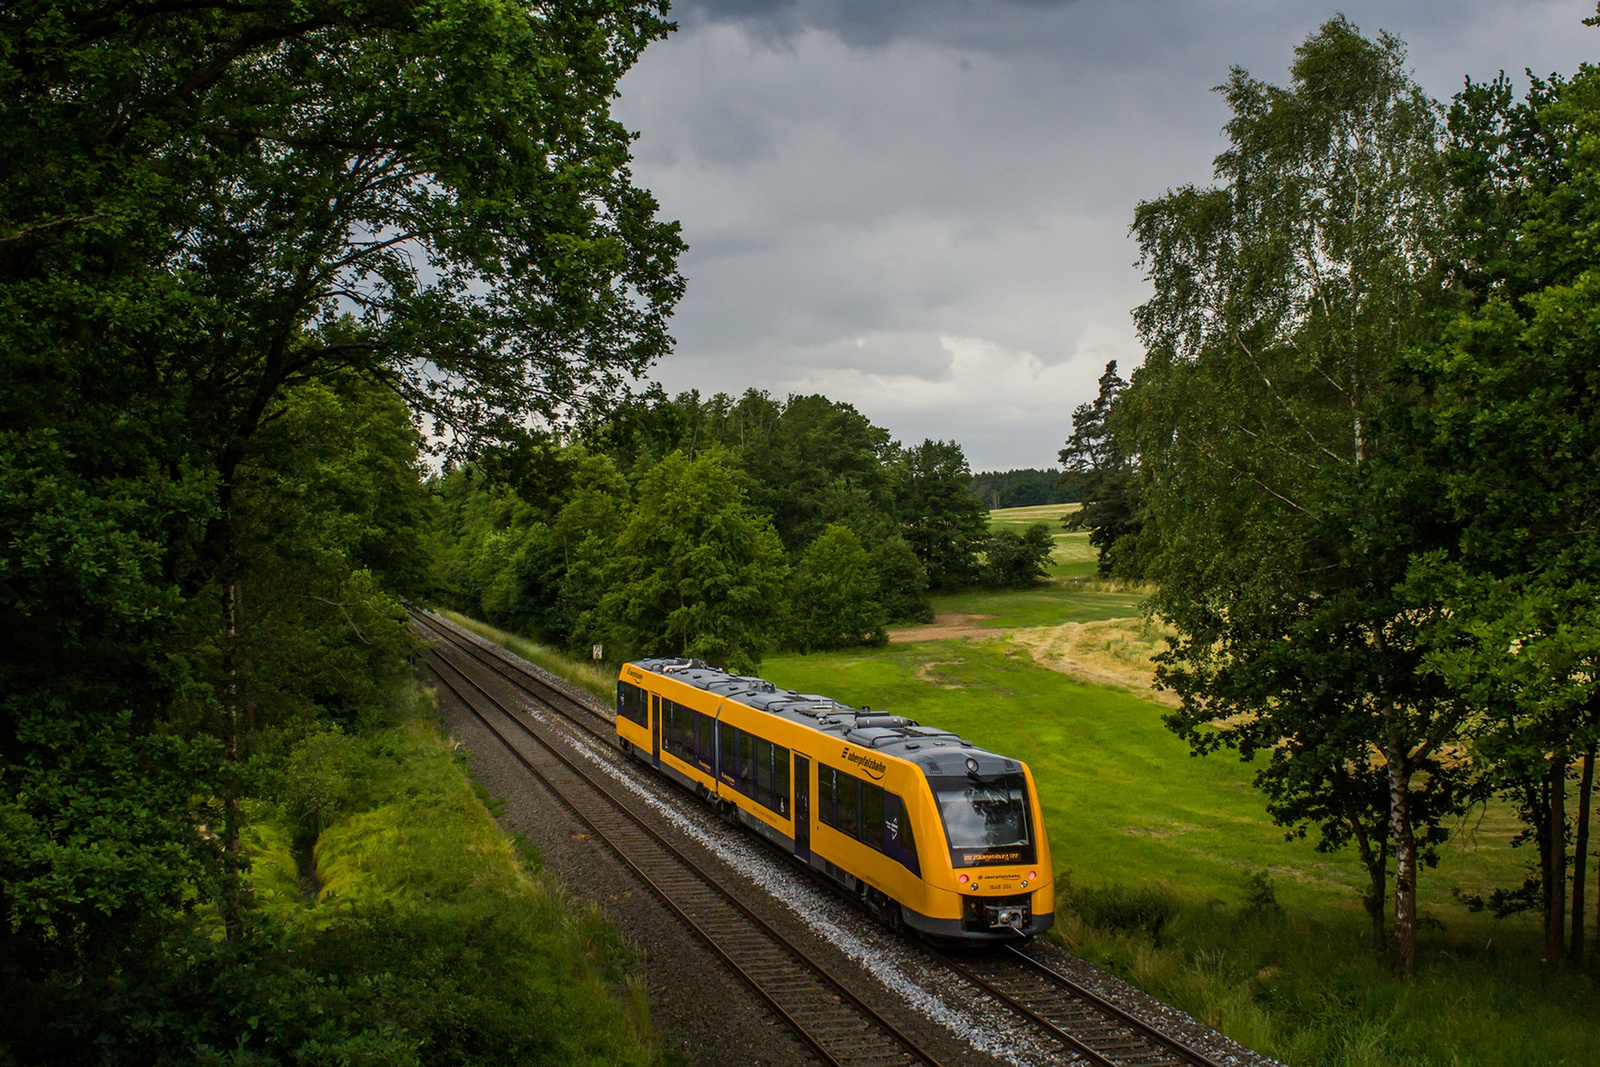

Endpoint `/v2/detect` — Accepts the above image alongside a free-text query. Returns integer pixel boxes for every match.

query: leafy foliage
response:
[969,468,1079,509]
[982,523,1055,589]
[435,389,1032,664]
[899,439,990,592]
[1124,16,1473,971]
[1,0,682,1054]
[789,525,888,653]
[580,449,790,673]
[1408,57,1600,960]
[1060,362,1143,577]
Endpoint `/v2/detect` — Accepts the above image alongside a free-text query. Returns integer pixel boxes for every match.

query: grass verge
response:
[233,679,664,1066]
[436,608,617,703]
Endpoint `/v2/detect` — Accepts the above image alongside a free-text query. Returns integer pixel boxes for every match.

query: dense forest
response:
[1067,16,1600,973]
[968,467,1079,509]
[434,386,1056,670]
[0,1,687,1061]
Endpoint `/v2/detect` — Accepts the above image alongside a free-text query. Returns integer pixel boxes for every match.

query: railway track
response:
[415,615,943,1067]
[934,948,1225,1067]
[414,610,1231,1067]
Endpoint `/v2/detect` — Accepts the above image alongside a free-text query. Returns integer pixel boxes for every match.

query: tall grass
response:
[436,609,617,703]
[238,679,665,1065]
[1054,880,1600,1066]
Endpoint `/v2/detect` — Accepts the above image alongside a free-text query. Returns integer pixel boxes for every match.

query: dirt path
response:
[886,612,997,643]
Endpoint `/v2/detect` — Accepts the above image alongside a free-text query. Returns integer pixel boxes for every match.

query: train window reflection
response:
[930,773,1034,866]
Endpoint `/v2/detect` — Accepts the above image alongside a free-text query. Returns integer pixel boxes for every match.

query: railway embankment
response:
[238,681,665,1065]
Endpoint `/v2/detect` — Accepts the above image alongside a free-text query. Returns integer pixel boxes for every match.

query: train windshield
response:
[929,773,1036,867]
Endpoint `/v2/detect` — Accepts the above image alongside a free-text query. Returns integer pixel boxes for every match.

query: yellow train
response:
[615,657,1054,939]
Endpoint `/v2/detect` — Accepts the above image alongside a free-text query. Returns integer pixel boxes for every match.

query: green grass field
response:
[986,502,1099,578]
[760,581,1599,1067]
[449,575,1600,1065]
[762,634,1531,924]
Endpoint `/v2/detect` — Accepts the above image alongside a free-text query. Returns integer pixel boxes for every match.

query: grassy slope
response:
[438,609,617,703]
[760,637,1531,923]
[985,503,1099,579]
[243,684,662,1065]
[758,577,1597,1066]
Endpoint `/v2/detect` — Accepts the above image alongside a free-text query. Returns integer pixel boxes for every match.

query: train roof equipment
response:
[630,657,1025,780]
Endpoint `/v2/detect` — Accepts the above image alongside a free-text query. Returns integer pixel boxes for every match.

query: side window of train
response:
[753,737,772,802]
[837,772,860,839]
[662,698,689,759]
[862,782,885,846]
[817,766,920,875]
[774,745,790,816]
[617,682,648,727]
[739,732,755,794]
[718,720,737,782]
[819,766,837,828]
[694,712,715,769]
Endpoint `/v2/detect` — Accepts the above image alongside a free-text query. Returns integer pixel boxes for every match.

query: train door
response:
[651,694,661,766]
[793,754,811,862]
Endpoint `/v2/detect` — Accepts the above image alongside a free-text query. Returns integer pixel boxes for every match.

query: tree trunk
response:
[1572,748,1593,964]
[1547,750,1567,962]
[1351,813,1387,951]
[221,575,243,941]
[1387,739,1417,975]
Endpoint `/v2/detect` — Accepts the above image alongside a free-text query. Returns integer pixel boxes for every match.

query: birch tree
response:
[1123,16,1471,972]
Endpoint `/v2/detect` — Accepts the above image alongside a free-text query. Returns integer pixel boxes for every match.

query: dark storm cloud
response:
[618,2,1600,468]
[678,0,1078,52]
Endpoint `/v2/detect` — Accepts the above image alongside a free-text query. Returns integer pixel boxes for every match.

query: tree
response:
[1124,17,1470,971]
[1060,362,1142,576]
[869,536,934,624]
[581,450,789,673]
[983,523,1055,588]
[898,439,989,591]
[1,0,682,1013]
[1411,55,1600,963]
[789,526,888,652]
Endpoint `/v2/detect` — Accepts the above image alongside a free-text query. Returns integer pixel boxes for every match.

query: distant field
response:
[929,584,1145,629]
[985,502,1098,578]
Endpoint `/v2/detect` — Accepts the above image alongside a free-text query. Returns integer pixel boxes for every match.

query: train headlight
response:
[958,873,968,884]
[966,757,979,773]
[1028,871,1036,881]
[1019,880,1028,888]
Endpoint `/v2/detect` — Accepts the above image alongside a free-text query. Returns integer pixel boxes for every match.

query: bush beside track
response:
[212,681,665,1066]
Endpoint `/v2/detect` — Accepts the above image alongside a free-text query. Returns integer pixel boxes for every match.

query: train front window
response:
[929,773,1036,867]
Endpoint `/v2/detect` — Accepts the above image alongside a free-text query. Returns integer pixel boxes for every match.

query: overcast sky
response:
[612,1,1598,471]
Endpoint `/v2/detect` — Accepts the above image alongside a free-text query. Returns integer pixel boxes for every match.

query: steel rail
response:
[420,639,944,1067]
[925,948,1122,1067]
[420,611,1228,1067]
[413,610,614,736]
[1000,945,1225,1067]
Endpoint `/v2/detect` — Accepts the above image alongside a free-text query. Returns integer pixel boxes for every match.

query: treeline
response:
[1,1,686,1063]
[1069,15,1600,974]
[969,467,1079,509]
[435,387,1056,670]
